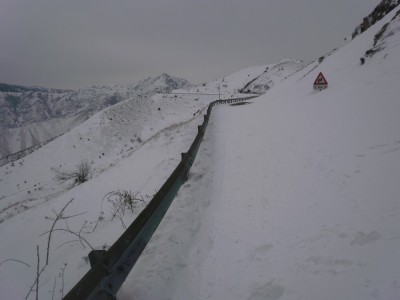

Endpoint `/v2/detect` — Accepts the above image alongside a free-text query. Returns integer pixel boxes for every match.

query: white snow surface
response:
[241,59,304,94]
[183,60,303,96]
[1,5,400,300]
[119,7,400,300]
[0,76,260,298]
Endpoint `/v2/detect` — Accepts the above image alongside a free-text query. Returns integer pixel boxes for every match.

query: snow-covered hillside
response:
[0,65,264,298]
[240,59,304,94]
[0,62,301,163]
[1,1,400,299]
[182,59,303,96]
[117,5,400,300]
[0,74,192,160]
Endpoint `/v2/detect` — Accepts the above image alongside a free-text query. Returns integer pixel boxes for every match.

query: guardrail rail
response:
[64,96,256,300]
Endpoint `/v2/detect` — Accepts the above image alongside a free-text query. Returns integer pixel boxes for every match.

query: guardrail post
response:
[88,250,107,267]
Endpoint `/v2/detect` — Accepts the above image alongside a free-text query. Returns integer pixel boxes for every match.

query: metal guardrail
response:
[63,96,256,300]
[0,134,61,166]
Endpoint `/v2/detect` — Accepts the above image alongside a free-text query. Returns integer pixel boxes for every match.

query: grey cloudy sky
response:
[0,0,380,89]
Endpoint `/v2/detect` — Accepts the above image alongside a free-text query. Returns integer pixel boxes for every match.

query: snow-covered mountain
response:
[0,58,303,299]
[0,61,302,164]
[181,59,303,96]
[1,1,400,299]
[0,65,253,300]
[238,59,304,94]
[0,74,192,161]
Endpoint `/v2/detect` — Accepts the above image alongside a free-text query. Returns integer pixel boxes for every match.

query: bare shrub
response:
[102,190,145,228]
[55,160,91,185]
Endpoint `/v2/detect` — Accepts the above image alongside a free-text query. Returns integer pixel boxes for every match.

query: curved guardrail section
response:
[63,95,257,300]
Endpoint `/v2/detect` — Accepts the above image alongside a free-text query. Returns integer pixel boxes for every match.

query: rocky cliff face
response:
[352,0,400,39]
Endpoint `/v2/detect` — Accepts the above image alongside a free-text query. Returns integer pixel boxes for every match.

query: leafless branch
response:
[55,240,80,250]
[45,198,74,265]
[36,246,39,300]
[0,258,31,268]
[25,267,45,300]
[25,246,45,300]
[59,263,67,298]
[41,229,94,250]
[92,211,104,232]
[45,211,87,221]
[51,276,57,300]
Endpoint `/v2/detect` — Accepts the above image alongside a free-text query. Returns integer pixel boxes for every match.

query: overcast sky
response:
[0,0,380,89]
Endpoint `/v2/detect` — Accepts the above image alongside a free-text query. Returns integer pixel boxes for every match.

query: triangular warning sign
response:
[314,72,328,85]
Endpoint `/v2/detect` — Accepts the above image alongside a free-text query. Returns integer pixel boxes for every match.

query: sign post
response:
[313,72,328,90]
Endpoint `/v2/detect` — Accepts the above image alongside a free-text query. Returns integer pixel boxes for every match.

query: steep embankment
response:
[118,5,400,300]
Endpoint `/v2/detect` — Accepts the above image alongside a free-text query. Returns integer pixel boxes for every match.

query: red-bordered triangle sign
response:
[314,72,328,85]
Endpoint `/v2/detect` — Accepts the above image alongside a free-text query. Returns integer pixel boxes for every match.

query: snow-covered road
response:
[120,92,400,300]
[178,102,400,300]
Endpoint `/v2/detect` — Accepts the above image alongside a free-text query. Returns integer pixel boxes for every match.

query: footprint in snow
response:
[350,231,381,246]
[248,280,285,300]
[250,244,274,261]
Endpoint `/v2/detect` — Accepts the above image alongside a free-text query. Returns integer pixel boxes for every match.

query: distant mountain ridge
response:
[0,61,306,162]
[0,74,192,159]
[0,73,191,130]
[239,59,304,94]
[183,59,304,96]
[0,83,68,93]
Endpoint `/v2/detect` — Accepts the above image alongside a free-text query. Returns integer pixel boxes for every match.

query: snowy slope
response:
[0,64,255,298]
[1,3,400,299]
[0,74,191,160]
[182,60,303,96]
[240,59,304,94]
[0,92,215,224]
[0,61,295,299]
[186,65,267,95]
[119,5,400,300]
[0,93,213,299]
